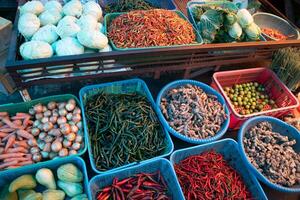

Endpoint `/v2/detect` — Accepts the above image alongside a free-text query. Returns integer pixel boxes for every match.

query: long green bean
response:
[85,92,166,171]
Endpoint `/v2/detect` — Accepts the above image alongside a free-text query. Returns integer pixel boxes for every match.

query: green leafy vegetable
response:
[228,22,242,39]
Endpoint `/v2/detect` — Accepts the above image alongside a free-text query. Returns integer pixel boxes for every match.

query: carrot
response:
[0,132,8,138]
[23,116,31,127]
[0,128,15,133]
[2,131,16,141]
[16,160,33,166]
[2,118,21,129]
[0,147,3,154]
[16,130,33,139]
[12,120,22,126]
[0,153,25,160]
[0,160,18,169]
[16,113,31,119]
[3,156,30,163]
[6,147,28,153]
[14,140,28,148]
[0,112,8,117]
[4,134,15,152]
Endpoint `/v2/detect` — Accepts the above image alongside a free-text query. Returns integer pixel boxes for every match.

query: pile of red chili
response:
[108,9,197,48]
[174,151,253,200]
[261,27,287,40]
[96,171,171,200]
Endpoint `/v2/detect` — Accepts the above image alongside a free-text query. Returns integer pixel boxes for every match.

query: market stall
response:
[0,0,299,200]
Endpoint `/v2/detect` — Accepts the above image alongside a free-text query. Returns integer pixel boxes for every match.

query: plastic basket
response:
[88,158,184,200]
[0,94,87,174]
[156,79,230,144]
[79,78,174,174]
[211,67,300,129]
[104,10,203,51]
[170,139,268,200]
[102,0,177,11]
[187,1,266,43]
[238,116,300,193]
[0,156,89,200]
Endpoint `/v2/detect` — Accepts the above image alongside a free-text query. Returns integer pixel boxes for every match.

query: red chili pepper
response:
[174,151,253,200]
[95,171,171,200]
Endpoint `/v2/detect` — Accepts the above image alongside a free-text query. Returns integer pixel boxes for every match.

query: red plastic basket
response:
[211,67,299,129]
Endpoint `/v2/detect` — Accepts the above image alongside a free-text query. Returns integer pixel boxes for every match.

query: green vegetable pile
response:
[192,3,261,43]
[84,92,167,171]
[105,0,157,13]
[223,82,277,115]
[0,163,87,200]
[271,47,300,91]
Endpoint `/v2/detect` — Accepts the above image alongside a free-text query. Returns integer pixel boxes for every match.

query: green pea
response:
[270,100,275,105]
[254,82,259,87]
[245,105,250,109]
[234,102,238,106]
[225,87,231,92]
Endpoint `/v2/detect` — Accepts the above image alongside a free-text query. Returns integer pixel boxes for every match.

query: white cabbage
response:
[32,24,59,44]
[228,22,242,39]
[99,44,112,52]
[245,23,261,41]
[39,10,62,26]
[20,41,53,60]
[77,30,108,49]
[63,0,82,17]
[77,15,97,31]
[56,16,80,38]
[18,13,40,39]
[97,23,104,33]
[45,0,62,13]
[82,1,103,21]
[56,37,84,56]
[20,0,44,15]
[237,9,254,28]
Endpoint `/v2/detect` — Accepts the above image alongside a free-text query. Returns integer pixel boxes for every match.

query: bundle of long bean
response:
[96,171,171,200]
[108,9,197,48]
[271,47,300,91]
[106,0,157,13]
[85,92,166,171]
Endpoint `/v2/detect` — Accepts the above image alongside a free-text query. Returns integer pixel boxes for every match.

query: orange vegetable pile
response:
[108,9,197,48]
[261,27,287,40]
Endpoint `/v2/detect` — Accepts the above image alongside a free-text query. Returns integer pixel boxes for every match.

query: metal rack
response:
[4,0,300,90]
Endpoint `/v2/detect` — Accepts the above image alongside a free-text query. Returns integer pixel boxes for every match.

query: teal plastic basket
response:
[238,116,300,193]
[0,156,89,200]
[170,139,268,200]
[103,0,177,12]
[104,10,203,51]
[79,79,174,174]
[156,79,230,144]
[0,94,87,174]
[88,158,184,200]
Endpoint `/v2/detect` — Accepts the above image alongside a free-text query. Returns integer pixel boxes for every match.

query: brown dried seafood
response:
[244,121,300,187]
[160,84,227,139]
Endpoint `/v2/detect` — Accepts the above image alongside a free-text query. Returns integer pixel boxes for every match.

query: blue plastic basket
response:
[156,79,230,144]
[0,156,89,200]
[79,79,174,174]
[104,10,203,51]
[170,139,268,200]
[0,94,87,175]
[88,158,184,200]
[103,0,177,11]
[238,116,300,193]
